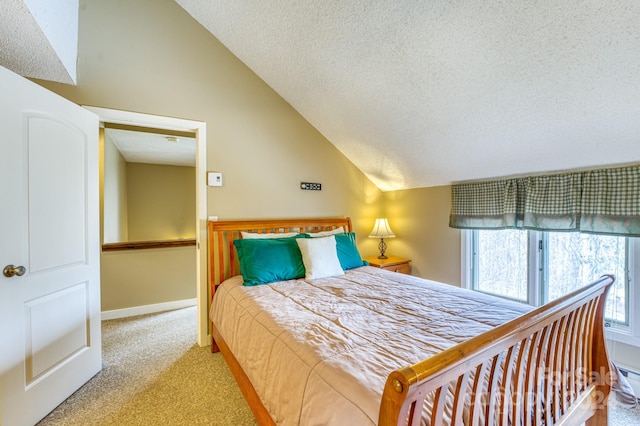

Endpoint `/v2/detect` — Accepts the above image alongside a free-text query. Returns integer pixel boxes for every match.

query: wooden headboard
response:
[207,217,352,295]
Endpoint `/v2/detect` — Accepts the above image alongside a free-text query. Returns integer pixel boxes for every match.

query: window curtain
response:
[450,164,640,236]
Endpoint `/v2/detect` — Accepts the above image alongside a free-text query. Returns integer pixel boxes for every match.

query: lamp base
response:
[377,238,388,260]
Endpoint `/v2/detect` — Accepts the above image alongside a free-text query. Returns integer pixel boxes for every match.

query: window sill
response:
[102,239,196,252]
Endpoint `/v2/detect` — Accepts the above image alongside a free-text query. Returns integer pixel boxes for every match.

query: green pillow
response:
[233,235,308,286]
[334,232,366,270]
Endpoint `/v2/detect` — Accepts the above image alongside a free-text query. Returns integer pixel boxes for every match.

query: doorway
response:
[85,106,209,347]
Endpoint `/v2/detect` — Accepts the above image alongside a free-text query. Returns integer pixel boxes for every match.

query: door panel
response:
[0,65,101,426]
[25,282,89,385]
[28,116,87,272]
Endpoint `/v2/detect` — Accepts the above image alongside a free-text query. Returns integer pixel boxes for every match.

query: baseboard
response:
[101,298,197,321]
[624,371,640,398]
[628,375,640,398]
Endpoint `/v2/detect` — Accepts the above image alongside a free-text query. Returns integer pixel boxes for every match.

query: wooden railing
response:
[101,238,196,251]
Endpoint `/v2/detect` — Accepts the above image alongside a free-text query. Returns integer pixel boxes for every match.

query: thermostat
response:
[207,172,223,187]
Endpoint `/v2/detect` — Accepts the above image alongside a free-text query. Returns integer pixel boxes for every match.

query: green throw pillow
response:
[233,235,308,286]
[334,232,366,270]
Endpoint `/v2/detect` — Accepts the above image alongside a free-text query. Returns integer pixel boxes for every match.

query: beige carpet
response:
[38,307,256,426]
[37,306,639,425]
[609,396,640,425]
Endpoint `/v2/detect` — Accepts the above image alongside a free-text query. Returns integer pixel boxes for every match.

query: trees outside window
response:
[471,230,628,325]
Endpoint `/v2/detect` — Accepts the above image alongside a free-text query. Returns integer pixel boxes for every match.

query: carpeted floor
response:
[38,307,256,425]
[37,306,639,425]
[610,398,640,425]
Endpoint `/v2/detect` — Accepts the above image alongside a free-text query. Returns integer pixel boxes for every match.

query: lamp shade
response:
[369,218,395,238]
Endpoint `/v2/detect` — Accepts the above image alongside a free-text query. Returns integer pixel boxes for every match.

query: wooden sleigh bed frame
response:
[208,217,613,425]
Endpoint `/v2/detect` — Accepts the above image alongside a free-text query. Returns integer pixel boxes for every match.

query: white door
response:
[0,66,101,426]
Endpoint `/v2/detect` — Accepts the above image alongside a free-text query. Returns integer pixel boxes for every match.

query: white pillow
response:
[241,231,299,239]
[296,236,345,279]
[306,227,345,237]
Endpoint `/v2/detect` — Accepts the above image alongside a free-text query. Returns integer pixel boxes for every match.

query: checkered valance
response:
[450,164,640,236]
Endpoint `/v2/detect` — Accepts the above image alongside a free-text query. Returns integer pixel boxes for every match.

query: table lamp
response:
[369,218,395,259]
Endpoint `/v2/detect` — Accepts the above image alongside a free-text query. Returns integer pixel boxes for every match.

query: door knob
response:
[3,264,26,278]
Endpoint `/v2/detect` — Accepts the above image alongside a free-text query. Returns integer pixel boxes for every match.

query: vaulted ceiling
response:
[0,0,78,84]
[175,1,640,190]
[4,1,640,191]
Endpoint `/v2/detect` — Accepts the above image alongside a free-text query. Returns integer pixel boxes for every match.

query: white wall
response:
[23,0,78,82]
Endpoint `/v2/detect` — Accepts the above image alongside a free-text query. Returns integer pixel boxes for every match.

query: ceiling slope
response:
[0,0,78,85]
[175,0,640,190]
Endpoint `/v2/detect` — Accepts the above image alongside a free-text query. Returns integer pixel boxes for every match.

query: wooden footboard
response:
[379,274,614,426]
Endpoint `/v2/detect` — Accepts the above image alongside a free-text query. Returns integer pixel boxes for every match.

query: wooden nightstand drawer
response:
[363,256,411,275]
[380,262,411,274]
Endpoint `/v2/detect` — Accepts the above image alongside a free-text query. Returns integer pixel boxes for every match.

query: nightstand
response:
[363,256,411,274]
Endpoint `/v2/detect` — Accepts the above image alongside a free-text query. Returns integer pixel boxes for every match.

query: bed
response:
[208,217,613,425]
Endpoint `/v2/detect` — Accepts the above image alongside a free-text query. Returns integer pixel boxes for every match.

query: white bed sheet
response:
[210,266,531,425]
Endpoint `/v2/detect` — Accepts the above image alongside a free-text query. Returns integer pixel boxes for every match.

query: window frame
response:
[461,229,639,346]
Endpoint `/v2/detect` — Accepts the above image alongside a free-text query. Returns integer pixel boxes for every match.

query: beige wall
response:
[102,131,128,243]
[101,247,196,311]
[127,163,196,241]
[34,0,384,310]
[383,185,461,285]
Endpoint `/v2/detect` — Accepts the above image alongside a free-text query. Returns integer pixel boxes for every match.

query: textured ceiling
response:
[105,128,196,167]
[0,0,77,84]
[4,1,640,190]
[176,0,640,190]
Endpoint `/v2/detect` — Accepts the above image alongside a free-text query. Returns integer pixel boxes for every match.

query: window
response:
[545,233,628,323]
[473,230,529,302]
[466,230,632,329]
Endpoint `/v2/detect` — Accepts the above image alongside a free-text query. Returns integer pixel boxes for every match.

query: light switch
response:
[208,172,223,187]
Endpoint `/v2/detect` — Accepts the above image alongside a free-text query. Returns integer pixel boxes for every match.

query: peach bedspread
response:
[210,266,531,425]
